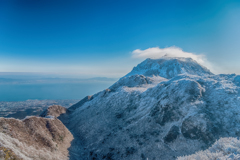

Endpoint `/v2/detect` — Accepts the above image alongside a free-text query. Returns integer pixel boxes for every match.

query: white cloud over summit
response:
[131,46,218,73]
[132,46,205,65]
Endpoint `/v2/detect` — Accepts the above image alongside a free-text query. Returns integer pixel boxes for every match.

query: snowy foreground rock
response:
[0,108,73,160]
[57,57,240,160]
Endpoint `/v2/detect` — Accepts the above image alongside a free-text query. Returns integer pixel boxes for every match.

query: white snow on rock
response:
[178,137,240,160]
[0,132,63,160]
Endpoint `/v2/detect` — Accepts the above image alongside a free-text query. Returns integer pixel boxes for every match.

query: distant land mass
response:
[0,73,118,84]
[0,99,79,119]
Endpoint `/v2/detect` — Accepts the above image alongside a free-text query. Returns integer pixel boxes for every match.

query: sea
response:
[0,81,114,101]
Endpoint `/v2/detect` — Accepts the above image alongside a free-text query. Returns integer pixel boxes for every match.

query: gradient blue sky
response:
[0,0,240,78]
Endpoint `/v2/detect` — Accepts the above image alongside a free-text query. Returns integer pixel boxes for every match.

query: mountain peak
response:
[125,57,213,79]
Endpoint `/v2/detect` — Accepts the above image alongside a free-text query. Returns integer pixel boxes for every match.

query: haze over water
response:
[0,73,116,101]
[0,82,114,101]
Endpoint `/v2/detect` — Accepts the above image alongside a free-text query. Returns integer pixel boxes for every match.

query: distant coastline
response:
[0,99,79,119]
[0,74,117,119]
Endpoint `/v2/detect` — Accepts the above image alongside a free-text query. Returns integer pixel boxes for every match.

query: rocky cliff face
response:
[59,57,240,160]
[0,105,73,160]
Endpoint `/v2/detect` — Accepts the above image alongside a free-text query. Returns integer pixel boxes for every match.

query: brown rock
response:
[40,105,67,118]
[0,116,73,160]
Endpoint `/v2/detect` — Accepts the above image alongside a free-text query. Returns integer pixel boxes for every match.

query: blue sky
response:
[0,0,240,77]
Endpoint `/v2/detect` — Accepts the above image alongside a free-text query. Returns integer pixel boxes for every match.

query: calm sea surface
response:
[0,82,114,101]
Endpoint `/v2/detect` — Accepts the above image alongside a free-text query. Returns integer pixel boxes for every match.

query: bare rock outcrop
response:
[0,109,73,160]
[40,105,67,118]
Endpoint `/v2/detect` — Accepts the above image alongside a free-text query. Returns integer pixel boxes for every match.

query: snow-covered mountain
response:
[2,57,240,160]
[58,57,240,160]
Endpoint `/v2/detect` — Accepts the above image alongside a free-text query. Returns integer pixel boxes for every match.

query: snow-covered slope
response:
[178,137,240,160]
[61,57,240,160]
